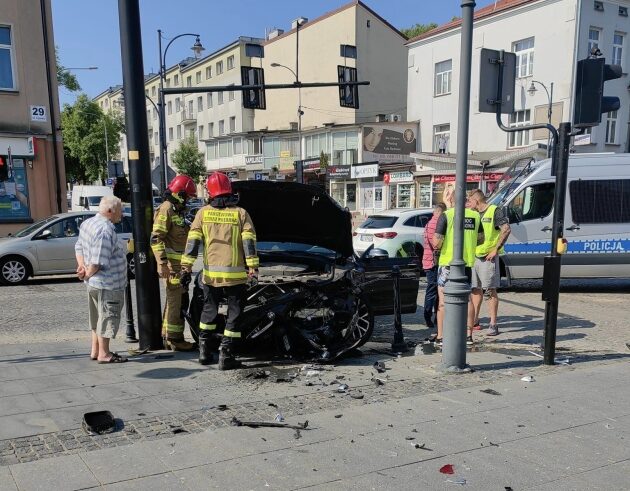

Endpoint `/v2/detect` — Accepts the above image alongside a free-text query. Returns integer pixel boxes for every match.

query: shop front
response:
[383,170,415,209]
[328,162,380,214]
[431,172,504,206]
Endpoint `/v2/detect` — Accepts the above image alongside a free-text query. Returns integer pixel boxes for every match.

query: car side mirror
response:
[368,248,389,259]
[37,229,52,240]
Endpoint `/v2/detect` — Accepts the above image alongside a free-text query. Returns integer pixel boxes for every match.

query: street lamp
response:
[528,80,554,157]
[64,66,99,70]
[157,31,205,191]
[271,62,304,162]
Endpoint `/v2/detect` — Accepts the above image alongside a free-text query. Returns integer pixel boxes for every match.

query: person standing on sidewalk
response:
[431,197,484,346]
[422,202,446,330]
[150,175,198,352]
[468,189,511,336]
[75,196,128,364]
[180,172,258,369]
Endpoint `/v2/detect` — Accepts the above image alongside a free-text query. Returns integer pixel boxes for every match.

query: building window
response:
[207,93,212,107]
[196,71,201,84]
[605,110,618,144]
[198,125,204,140]
[216,61,224,75]
[197,96,203,112]
[168,127,173,141]
[570,179,630,223]
[513,37,534,78]
[331,182,357,211]
[152,108,157,120]
[613,32,624,66]
[154,132,158,145]
[167,101,172,115]
[187,100,193,117]
[588,27,601,56]
[165,78,170,88]
[433,124,450,153]
[151,86,156,97]
[218,92,224,105]
[175,98,181,112]
[305,133,329,158]
[227,55,234,70]
[332,131,358,165]
[340,44,357,59]
[434,59,452,96]
[219,140,233,158]
[219,120,225,135]
[209,122,214,137]
[206,66,212,79]
[174,74,179,85]
[176,125,182,140]
[229,84,235,101]
[247,138,261,154]
[186,76,192,87]
[229,116,236,133]
[507,109,531,148]
[233,137,243,155]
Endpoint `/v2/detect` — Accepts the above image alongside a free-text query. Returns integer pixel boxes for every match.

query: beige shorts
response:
[87,286,124,339]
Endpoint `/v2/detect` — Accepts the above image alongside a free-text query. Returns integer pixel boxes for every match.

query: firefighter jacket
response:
[150,201,190,266]
[181,203,258,287]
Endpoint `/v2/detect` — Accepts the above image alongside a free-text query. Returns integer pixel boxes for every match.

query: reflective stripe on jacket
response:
[150,201,190,266]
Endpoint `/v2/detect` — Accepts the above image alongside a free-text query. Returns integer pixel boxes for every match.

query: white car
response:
[353,208,434,258]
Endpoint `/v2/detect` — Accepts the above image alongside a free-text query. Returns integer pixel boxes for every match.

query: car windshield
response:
[359,216,398,229]
[87,196,104,206]
[487,158,537,206]
[13,217,57,237]
[258,241,337,258]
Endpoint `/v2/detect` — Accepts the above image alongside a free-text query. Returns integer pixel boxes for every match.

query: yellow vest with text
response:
[438,208,481,268]
[475,204,505,257]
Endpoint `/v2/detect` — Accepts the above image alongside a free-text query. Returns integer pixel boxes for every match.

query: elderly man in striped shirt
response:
[75,195,128,364]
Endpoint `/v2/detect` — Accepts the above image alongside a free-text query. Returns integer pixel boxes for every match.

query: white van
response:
[71,185,113,211]
[488,153,630,282]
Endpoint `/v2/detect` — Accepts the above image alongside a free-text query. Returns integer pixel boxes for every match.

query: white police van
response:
[488,153,630,282]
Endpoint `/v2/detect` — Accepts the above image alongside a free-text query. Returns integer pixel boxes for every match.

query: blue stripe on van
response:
[504,239,629,255]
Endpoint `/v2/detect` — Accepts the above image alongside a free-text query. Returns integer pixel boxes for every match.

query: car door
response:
[502,181,555,279]
[396,213,432,258]
[32,216,87,273]
[358,255,421,316]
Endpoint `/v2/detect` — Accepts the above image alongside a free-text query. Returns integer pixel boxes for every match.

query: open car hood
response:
[231,180,353,257]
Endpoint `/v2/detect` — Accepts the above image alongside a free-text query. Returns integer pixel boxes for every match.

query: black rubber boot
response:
[198,337,214,365]
[218,345,242,371]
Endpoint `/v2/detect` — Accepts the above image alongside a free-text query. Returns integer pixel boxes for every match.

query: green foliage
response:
[400,22,438,39]
[319,151,330,170]
[171,134,206,183]
[61,94,124,183]
[55,46,81,92]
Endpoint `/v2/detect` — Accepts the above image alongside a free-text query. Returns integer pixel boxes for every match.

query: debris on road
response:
[82,410,116,435]
[230,416,308,430]
[480,388,502,396]
[275,413,285,423]
[520,376,535,383]
[337,384,349,393]
[446,477,467,485]
[170,427,188,435]
[247,370,271,379]
[334,414,343,419]
[350,392,364,400]
[440,464,455,475]
[372,377,386,386]
[373,361,386,373]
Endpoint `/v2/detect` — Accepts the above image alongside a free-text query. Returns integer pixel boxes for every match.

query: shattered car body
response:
[186,181,420,362]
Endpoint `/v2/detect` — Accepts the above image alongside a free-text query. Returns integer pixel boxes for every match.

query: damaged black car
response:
[186,180,420,362]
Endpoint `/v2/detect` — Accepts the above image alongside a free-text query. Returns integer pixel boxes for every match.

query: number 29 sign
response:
[30,105,47,122]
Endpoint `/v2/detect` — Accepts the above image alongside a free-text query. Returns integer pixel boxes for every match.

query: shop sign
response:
[383,171,413,184]
[351,163,379,179]
[433,173,503,183]
[302,157,321,171]
[279,150,294,170]
[326,165,351,179]
[245,154,263,165]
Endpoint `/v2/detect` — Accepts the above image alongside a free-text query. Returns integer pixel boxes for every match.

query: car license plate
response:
[360,234,373,242]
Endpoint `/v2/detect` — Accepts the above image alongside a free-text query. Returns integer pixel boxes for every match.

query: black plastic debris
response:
[216,404,228,411]
[480,388,502,396]
[82,411,116,435]
[334,414,343,419]
[230,416,308,430]
[247,370,271,379]
[171,427,188,435]
[373,361,386,373]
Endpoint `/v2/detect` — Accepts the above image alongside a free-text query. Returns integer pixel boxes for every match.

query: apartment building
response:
[406,0,630,203]
[0,0,66,236]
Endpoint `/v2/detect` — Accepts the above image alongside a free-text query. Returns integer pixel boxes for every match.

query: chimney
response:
[292,17,308,29]
[267,28,285,40]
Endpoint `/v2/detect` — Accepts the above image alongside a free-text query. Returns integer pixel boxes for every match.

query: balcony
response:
[180,110,197,125]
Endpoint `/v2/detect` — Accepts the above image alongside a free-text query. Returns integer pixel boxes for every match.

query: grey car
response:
[0,212,134,285]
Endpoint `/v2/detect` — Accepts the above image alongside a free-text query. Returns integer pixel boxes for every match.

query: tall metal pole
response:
[547,82,554,158]
[118,0,163,350]
[158,30,168,191]
[440,0,476,372]
[296,20,303,162]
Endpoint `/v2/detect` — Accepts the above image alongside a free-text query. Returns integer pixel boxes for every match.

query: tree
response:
[56,47,81,92]
[171,134,206,183]
[319,151,330,170]
[400,22,438,39]
[61,94,124,183]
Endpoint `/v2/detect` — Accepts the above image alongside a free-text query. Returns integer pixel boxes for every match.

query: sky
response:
[52,0,497,106]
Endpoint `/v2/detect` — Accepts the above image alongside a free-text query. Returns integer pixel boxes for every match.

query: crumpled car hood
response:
[231,180,353,258]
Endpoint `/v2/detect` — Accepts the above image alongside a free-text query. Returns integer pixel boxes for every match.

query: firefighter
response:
[180,172,258,369]
[150,174,197,351]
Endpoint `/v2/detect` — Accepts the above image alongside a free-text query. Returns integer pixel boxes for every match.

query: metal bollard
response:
[391,265,408,353]
[124,273,138,343]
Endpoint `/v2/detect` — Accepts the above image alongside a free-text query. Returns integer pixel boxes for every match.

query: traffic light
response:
[241,66,266,110]
[0,157,7,182]
[573,57,622,128]
[338,65,359,109]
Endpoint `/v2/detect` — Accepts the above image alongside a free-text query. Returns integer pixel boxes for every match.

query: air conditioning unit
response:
[375,114,387,122]
[389,114,403,122]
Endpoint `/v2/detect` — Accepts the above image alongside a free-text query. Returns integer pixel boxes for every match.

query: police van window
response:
[508,183,554,222]
[570,179,630,223]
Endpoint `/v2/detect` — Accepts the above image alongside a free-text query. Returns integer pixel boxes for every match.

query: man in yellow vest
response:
[431,199,484,346]
[467,189,511,336]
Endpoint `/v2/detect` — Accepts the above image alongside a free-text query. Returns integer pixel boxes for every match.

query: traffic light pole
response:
[118,0,163,351]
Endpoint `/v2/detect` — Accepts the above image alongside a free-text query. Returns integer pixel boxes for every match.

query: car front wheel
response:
[0,256,31,285]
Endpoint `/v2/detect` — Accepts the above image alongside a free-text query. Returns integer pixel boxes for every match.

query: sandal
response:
[97,352,128,364]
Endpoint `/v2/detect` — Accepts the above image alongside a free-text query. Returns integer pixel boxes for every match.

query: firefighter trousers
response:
[199,283,246,347]
[162,262,185,340]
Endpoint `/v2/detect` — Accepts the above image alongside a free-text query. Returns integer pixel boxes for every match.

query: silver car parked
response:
[0,212,134,285]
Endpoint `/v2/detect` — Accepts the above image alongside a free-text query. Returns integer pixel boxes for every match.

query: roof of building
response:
[263,0,406,46]
[406,0,538,45]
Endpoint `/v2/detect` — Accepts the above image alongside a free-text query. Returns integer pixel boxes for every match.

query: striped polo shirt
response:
[75,213,127,291]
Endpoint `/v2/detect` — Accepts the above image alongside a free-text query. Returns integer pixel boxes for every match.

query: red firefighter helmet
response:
[206,172,232,198]
[167,175,197,198]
